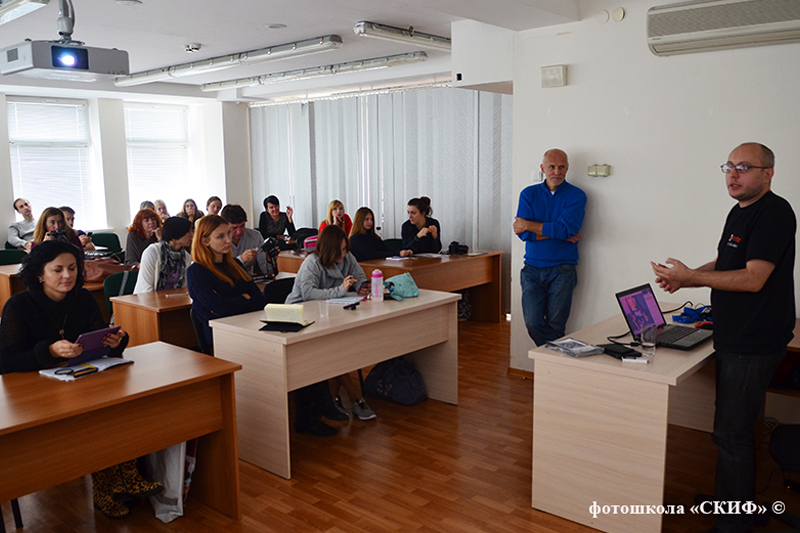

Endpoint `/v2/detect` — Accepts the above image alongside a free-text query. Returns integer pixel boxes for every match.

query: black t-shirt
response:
[711,191,796,355]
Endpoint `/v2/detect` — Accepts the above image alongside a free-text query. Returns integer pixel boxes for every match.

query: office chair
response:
[91,232,124,262]
[102,270,139,323]
[384,238,404,251]
[262,277,295,304]
[292,228,318,250]
[189,308,212,355]
[0,499,23,533]
[0,249,25,265]
[4,241,16,250]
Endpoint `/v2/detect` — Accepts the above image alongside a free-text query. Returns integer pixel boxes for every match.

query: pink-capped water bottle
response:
[371,269,384,302]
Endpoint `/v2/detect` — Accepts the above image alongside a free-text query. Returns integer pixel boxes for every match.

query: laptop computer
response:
[615,284,712,350]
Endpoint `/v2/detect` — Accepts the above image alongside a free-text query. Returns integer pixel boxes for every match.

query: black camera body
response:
[48,228,67,241]
[261,237,281,274]
[448,241,469,255]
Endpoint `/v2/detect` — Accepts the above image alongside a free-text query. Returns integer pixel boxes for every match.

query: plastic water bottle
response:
[371,269,384,302]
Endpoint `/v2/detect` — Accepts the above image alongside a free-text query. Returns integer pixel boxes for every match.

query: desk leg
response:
[532,360,668,533]
[213,329,292,479]
[191,373,241,519]
[405,301,458,405]
[469,255,502,323]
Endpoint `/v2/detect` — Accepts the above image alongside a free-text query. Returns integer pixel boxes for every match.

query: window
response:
[7,96,107,229]
[124,103,189,219]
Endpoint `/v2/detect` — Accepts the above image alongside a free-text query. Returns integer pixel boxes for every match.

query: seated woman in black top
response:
[187,215,265,347]
[259,195,296,238]
[401,196,442,254]
[0,240,161,518]
[349,207,412,261]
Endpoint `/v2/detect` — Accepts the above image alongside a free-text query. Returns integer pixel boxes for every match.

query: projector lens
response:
[51,46,89,70]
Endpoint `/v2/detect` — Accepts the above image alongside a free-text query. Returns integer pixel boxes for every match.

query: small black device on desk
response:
[599,343,642,360]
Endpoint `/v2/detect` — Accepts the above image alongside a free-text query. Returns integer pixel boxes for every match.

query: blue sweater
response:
[516,181,586,268]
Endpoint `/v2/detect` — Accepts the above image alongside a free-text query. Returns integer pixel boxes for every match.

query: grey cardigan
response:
[284,252,367,304]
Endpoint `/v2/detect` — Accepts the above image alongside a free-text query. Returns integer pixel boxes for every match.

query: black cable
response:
[662,301,693,314]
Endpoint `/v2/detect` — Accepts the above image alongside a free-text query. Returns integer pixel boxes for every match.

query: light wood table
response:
[529,307,716,533]
[210,289,460,479]
[277,250,504,322]
[0,342,242,519]
[111,288,196,348]
[111,273,296,349]
[0,263,109,322]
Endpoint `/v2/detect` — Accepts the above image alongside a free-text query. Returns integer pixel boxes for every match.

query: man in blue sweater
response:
[514,149,586,346]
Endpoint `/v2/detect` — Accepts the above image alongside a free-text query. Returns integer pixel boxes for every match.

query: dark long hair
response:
[18,240,86,289]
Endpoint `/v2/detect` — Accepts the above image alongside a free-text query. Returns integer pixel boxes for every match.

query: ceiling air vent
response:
[648,0,800,56]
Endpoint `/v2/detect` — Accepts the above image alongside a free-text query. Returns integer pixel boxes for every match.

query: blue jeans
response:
[520,264,578,346]
[712,350,785,533]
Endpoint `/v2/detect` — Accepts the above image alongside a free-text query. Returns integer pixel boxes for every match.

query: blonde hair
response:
[191,215,250,286]
[33,207,78,244]
[325,199,345,226]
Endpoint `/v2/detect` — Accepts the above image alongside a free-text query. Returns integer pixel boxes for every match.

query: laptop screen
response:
[615,284,666,336]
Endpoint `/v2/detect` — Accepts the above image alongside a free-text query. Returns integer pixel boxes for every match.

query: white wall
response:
[0,94,14,232]
[510,0,800,370]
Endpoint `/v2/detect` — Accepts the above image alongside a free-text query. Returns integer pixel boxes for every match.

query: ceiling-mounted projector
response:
[0,40,129,81]
[0,0,129,82]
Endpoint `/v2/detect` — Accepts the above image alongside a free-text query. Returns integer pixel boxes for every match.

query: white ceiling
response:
[0,0,579,102]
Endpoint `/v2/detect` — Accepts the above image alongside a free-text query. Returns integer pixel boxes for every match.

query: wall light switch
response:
[597,164,610,177]
[588,165,598,177]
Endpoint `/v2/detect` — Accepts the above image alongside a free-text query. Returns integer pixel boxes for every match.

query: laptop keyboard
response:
[658,326,694,344]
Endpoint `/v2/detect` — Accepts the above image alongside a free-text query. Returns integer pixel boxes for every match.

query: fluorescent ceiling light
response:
[0,0,49,25]
[353,21,451,51]
[201,51,427,92]
[115,35,342,87]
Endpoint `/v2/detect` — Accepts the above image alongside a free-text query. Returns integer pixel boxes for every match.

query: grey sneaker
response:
[333,396,350,418]
[352,398,376,420]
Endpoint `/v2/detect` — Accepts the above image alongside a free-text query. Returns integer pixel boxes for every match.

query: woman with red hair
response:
[126,208,162,266]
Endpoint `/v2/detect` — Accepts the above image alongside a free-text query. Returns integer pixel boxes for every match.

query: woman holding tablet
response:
[0,241,162,518]
[401,196,442,254]
[318,199,353,235]
[187,215,265,346]
[349,207,412,261]
[285,225,376,435]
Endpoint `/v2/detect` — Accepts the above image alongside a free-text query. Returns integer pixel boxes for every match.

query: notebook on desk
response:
[615,283,712,350]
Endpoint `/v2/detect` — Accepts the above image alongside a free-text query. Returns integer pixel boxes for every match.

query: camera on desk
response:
[448,241,469,255]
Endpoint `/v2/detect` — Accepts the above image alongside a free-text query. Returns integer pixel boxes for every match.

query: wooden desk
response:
[0,264,108,321]
[210,289,460,479]
[529,309,716,533]
[0,342,242,519]
[112,274,296,349]
[112,288,195,348]
[277,251,504,322]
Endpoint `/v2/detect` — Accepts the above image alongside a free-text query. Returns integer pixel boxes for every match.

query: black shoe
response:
[294,419,338,437]
[319,400,350,421]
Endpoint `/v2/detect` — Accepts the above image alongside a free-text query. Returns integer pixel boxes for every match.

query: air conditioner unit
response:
[647,0,800,56]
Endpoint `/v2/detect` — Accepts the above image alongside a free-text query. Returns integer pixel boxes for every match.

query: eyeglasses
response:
[720,163,772,174]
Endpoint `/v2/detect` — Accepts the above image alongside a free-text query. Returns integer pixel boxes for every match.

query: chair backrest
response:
[102,270,139,318]
[263,277,295,304]
[189,307,212,355]
[292,228,318,249]
[5,241,16,250]
[384,238,404,251]
[0,249,26,265]
[92,232,123,253]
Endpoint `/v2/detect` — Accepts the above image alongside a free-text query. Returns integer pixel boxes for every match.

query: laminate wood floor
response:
[3,320,799,532]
